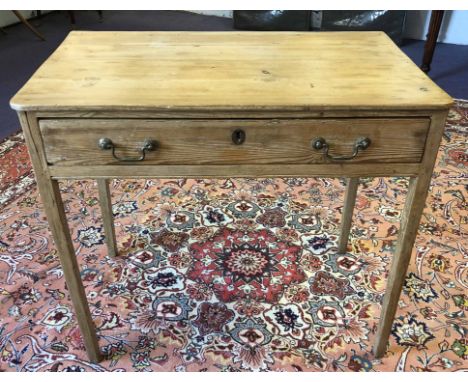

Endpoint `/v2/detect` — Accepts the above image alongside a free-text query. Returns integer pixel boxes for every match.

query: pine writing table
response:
[10,31,453,363]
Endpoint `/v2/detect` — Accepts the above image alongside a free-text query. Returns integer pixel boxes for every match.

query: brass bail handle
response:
[312,137,371,161]
[98,137,158,162]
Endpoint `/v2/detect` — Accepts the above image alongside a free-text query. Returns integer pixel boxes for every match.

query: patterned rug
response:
[0,101,467,372]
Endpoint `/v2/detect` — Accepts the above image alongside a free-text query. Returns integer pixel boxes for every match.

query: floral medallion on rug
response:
[0,101,467,372]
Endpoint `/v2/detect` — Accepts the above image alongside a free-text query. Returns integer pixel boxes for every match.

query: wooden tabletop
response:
[10,31,452,112]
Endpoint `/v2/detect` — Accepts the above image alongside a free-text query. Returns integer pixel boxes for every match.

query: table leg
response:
[337,177,359,253]
[39,179,102,362]
[373,110,447,358]
[97,179,118,257]
[374,177,424,357]
[18,112,102,362]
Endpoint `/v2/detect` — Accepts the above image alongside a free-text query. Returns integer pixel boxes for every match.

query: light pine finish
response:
[47,163,422,179]
[338,178,359,253]
[374,111,448,357]
[19,112,101,363]
[39,118,430,166]
[10,31,452,112]
[11,32,452,363]
[31,109,449,119]
[97,179,118,258]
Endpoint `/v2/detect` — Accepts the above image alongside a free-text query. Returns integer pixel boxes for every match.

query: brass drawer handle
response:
[232,129,246,145]
[312,137,371,161]
[98,137,157,162]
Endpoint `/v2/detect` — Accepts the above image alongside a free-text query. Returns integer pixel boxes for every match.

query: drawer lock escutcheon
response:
[232,129,246,145]
[312,137,371,161]
[98,137,158,162]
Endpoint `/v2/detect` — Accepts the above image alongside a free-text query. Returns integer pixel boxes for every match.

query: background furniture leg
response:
[338,177,359,253]
[421,10,445,73]
[97,179,118,258]
[67,11,76,27]
[12,10,45,41]
[66,11,103,26]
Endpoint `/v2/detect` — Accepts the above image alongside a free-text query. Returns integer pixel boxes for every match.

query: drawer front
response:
[39,118,429,166]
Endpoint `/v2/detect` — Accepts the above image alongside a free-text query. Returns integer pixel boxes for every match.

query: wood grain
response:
[32,109,450,119]
[10,31,452,112]
[48,163,422,179]
[39,118,430,166]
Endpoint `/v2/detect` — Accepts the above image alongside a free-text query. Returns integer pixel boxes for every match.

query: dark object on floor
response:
[12,10,45,40]
[321,11,406,45]
[421,11,445,73]
[233,11,311,31]
[67,11,103,26]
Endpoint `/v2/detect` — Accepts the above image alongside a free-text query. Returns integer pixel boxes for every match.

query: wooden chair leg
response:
[338,177,359,253]
[421,10,445,73]
[97,179,118,258]
[12,10,45,41]
[39,180,101,362]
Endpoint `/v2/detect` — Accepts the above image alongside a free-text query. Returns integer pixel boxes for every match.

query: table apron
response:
[48,163,421,179]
